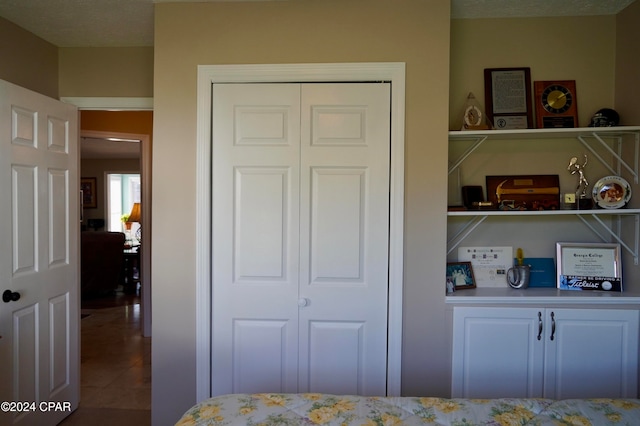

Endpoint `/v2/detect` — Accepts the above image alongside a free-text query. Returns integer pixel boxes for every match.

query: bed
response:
[176,393,640,425]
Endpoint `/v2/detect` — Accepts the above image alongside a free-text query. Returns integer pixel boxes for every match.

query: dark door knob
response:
[2,290,20,303]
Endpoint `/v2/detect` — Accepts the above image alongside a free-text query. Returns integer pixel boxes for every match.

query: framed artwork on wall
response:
[80,177,97,209]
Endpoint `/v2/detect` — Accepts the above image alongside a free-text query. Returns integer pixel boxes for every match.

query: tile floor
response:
[59,292,151,425]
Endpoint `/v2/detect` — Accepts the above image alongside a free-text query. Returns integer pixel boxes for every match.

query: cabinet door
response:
[452,307,544,398]
[543,308,639,399]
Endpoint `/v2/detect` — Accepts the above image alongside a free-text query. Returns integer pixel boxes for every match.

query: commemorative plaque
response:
[484,67,533,129]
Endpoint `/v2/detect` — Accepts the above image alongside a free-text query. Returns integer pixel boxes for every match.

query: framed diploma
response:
[556,242,622,291]
[484,67,533,130]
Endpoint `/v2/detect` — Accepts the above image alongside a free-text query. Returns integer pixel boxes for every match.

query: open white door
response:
[0,80,79,425]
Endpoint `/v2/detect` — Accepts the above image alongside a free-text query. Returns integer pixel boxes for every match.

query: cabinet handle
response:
[550,311,556,341]
[537,311,543,341]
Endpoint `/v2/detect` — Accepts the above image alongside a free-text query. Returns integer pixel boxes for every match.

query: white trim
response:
[195,62,405,400]
[61,97,153,110]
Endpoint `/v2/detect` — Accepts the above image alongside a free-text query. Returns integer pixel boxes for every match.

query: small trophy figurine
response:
[568,154,592,209]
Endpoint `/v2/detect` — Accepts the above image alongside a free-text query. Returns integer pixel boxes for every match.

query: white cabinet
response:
[452,306,639,399]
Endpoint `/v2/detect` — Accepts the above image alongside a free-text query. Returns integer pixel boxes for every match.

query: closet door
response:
[298,83,390,395]
[212,83,301,395]
[211,82,390,396]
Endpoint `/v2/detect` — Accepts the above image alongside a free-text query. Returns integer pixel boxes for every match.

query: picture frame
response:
[556,242,622,291]
[80,177,97,209]
[446,261,476,290]
[484,67,533,130]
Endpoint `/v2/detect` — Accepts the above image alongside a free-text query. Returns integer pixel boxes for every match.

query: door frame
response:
[80,128,152,337]
[196,63,405,400]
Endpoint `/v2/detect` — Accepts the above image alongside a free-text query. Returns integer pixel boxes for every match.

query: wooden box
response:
[486,175,560,210]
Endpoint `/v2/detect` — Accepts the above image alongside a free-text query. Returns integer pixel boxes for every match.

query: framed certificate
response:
[556,242,622,291]
[484,67,533,130]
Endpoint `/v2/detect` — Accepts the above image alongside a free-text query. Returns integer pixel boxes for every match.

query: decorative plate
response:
[592,175,632,209]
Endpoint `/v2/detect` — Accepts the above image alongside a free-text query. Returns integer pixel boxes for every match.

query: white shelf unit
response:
[447,127,640,264]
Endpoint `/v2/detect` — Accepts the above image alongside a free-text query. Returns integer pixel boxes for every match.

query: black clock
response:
[534,80,578,128]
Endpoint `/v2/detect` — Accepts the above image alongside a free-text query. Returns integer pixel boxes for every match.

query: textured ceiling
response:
[452,0,635,19]
[0,0,635,47]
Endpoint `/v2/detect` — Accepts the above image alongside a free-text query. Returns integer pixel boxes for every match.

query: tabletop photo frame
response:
[446,261,476,290]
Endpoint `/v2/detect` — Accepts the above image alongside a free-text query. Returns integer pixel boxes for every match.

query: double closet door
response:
[211,82,391,396]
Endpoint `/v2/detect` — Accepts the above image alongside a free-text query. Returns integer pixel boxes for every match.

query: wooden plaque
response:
[484,68,533,129]
[534,80,578,128]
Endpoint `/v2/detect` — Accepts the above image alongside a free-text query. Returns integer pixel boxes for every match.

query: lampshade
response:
[127,202,141,223]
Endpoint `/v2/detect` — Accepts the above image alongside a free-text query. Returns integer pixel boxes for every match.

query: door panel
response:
[0,79,79,425]
[49,169,70,266]
[212,82,390,397]
[307,321,364,395]
[14,305,38,401]
[12,165,37,273]
[234,167,290,281]
[310,168,365,281]
[298,83,390,395]
[452,307,544,398]
[212,84,301,396]
[543,309,639,399]
[49,294,70,394]
[232,319,291,393]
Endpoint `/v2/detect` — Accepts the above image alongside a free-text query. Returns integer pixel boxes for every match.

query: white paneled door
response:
[212,82,390,396]
[0,80,79,425]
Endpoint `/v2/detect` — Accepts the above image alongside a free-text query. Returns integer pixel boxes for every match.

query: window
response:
[107,173,141,236]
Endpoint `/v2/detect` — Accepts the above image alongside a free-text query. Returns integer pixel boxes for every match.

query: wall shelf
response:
[447,127,640,264]
[449,126,640,183]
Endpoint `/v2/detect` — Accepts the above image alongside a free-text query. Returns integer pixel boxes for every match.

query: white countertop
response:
[445,287,640,305]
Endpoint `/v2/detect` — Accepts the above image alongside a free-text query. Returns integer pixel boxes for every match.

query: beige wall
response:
[449,16,616,130]
[152,0,451,422]
[0,16,58,98]
[616,0,640,125]
[59,47,154,97]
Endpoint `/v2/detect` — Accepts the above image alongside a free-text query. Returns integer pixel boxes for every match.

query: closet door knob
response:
[3,290,21,303]
[298,298,310,307]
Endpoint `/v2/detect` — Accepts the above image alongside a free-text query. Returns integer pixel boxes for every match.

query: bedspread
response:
[176,393,640,425]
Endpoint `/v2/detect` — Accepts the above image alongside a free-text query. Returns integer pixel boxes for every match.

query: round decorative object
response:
[592,175,632,209]
[589,108,620,127]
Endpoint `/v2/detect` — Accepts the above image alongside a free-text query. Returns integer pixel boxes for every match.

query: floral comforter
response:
[176,393,640,425]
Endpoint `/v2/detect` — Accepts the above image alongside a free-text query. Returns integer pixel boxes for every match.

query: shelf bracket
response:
[576,213,640,265]
[578,131,639,184]
[448,136,488,175]
[447,215,488,255]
